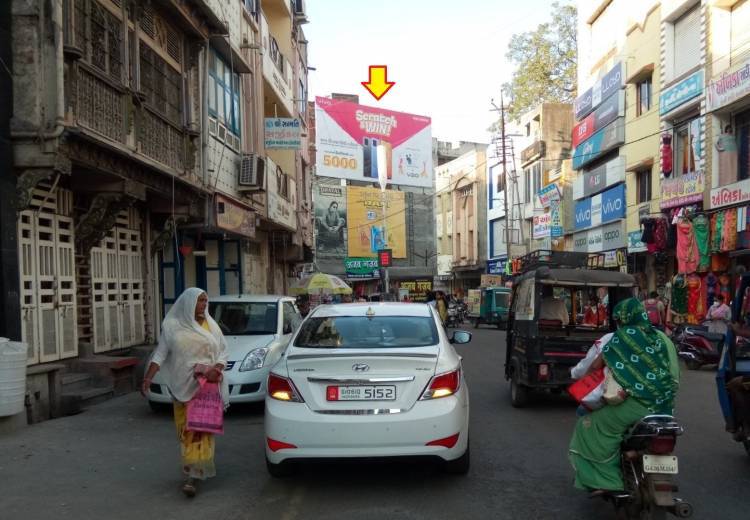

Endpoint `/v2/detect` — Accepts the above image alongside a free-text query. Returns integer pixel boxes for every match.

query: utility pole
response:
[499,94,511,265]
[0,0,21,340]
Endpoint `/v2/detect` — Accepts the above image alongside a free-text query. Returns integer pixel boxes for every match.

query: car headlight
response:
[239,347,269,371]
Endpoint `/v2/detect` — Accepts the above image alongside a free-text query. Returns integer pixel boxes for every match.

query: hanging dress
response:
[692,214,710,271]
[712,212,724,253]
[676,219,699,273]
[686,274,703,325]
[722,208,738,252]
[719,273,732,304]
[706,272,718,308]
[671,274,688,325]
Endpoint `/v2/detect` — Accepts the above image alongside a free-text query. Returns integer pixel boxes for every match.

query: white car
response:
[264,302,471,476]
[147,295,302,408]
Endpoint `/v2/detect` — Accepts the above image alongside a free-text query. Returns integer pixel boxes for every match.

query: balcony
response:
[260,13,295,116]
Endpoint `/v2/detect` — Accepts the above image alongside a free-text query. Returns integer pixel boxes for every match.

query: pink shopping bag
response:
[186,378,224,435]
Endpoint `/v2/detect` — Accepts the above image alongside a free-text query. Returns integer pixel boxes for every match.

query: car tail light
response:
[647,435,676,455]
[267,437,297,452]
[426,432,460,448]
[420,369,460,400]
[268,373,304,402]
[538,363,550,382]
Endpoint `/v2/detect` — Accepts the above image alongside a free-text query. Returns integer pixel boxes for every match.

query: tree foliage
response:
[501,2,577,122]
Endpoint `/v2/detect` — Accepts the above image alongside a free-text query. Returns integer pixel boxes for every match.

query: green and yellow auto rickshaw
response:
[473,287,512,329]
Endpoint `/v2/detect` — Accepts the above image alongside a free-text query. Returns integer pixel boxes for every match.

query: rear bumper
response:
[264,388,469,464]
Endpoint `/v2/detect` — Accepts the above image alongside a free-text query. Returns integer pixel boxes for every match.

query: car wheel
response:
[443,442,470,475]
[510,370,530,408]
[266,456,295,478]
[148,400,171,413]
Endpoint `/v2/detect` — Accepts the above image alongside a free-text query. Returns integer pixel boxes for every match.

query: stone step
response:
[61,386,114,415]
[60,372,93,392]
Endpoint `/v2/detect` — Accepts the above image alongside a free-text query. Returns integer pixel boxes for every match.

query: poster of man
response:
[314,183,347,258]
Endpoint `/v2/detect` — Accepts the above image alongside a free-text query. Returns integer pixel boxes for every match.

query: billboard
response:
[574,184,626,230]
[347,186,406,258]
[314,96,433,188]
[314,183,347,259]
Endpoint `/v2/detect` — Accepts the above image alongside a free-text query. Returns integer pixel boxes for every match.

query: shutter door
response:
[674,6,700,79]
[732,1,750,67]
[18,211,39,365]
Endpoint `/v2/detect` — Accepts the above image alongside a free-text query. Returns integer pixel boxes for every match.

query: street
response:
[1,327,748,520]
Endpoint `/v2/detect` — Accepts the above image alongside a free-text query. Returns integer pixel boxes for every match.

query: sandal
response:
[182,478,197,498]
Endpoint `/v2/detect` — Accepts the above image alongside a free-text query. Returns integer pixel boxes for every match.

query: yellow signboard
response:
[347,186,406,258]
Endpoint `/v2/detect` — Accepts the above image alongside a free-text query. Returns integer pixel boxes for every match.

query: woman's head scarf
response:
[602,298,678,414]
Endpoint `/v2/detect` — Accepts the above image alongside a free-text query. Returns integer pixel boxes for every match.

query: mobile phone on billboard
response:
[380,141,392,180]
[370,138,379,179]
[370,226,385,252]
[362,137,371,178]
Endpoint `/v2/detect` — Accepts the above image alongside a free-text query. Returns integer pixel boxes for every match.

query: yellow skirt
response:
[173,402,216,480]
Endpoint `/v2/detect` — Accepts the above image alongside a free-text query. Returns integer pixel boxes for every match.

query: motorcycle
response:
[671,323,724,370]
[445,303,460,328]
[598,415,693,519]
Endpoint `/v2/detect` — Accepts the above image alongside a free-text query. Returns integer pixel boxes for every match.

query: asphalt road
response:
[1,327,749,520]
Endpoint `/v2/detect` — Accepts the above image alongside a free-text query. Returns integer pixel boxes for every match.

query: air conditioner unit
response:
[238,153,266,191]
[294,0,309,23]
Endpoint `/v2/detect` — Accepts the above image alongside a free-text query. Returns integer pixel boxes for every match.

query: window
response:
[66,0,123,83]
[276,167,290,199]
[525,123,531,137]
[524,167,531,203]
[298,79,307,117]
[496,170,506,194]
[208,50,241,138]
[243,0,259,20]
[209,302,278,335]
[139,44,183,124]
[674,117,701,175]
[636,77,652,116]
[532,163,542,202]
[294,316,439,348]
[282,302,301,334]
[636,168,652,204]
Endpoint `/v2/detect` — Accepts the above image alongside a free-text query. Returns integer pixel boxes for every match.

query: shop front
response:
[344,257,381,299]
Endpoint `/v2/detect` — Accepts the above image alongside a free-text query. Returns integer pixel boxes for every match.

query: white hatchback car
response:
[264,302,471,476]
[147,294,302,408]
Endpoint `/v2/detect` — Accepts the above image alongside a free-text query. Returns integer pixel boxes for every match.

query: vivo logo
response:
[603,198,622,213]
[576,209,591,224]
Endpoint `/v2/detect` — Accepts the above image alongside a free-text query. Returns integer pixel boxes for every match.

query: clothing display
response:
[641,219,656,244]
[722,208,738,252]
[654,218,668,251]
[706,272,718,308]
[686,274,704,325]
[671,275,688,324]
[676,219,699,274]
[692,214,710,271]
[719,273,732,304]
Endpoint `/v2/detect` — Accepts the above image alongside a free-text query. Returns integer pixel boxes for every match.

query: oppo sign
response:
[573,221,626,253]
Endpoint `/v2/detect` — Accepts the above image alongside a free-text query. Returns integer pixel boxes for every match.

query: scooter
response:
[599,415,693,519]
[445,303,459,328]
[671,323,724,370]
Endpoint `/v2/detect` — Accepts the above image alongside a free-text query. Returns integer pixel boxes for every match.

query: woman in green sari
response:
[569,298,680,492]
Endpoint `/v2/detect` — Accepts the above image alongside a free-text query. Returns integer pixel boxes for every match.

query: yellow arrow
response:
[361,65,395,101]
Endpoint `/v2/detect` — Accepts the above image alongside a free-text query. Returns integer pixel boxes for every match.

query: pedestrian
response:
[569,298,680,494]
[436,292,448,325]
[706,294,731,336]
[141,288,229,497]
[643,291,666,330]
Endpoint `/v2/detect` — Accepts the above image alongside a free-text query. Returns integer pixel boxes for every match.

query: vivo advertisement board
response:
[571,119,625,170]
[572,91,624,148]
[314,96,433,188]
[574,184,625,231]
[573,221,626,253]
[574,62,623,120]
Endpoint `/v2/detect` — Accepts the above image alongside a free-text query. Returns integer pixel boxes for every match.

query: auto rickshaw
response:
[504,250,636,407]
[717,272,750,456]
[474,287,511,329]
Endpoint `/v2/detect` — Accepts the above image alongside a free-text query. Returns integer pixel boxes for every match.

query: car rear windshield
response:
[209,302,277,335]
[294,316,439,348]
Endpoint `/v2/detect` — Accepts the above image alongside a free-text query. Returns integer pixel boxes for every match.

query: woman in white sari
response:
[141,288,229,497]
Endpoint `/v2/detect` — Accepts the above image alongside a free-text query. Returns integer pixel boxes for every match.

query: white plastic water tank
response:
[0,338,27,417]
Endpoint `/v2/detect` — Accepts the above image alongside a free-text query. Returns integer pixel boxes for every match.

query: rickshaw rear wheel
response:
[510,370,530,408]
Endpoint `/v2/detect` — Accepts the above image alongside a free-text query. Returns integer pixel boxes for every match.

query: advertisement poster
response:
[314,183,347,258]
[264,118,301,149]
[533,213,551,238]
[398,280,433,302]
[347,186,406,258]
[315,96,433,188]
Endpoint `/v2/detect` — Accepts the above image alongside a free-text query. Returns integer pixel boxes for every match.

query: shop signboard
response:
[481,274,503,287]
[533,212,551,238]
[487,258,506,275]
[215,194,256,238]
[347,186,406,258]
[398,279,433,302]
[573,156,626,199]
[264,118,301,149]
[550,199,563,238]
[315,96,433,188]
[521,140,546,165]
[710,177,750,209]
[574,184,625,230]
[344,257,380,279]
[660,170,705,209]
[573,221,626,253]
[571,118,625,170]
[706,58,750,112]
[572,91,624,148]
[574,62,623,120]
[660,70,704,115]
[628,230,648,253]
[537,183,561,207]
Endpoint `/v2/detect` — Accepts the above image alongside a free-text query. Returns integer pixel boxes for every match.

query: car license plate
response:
[643,454,678,474]
[326,385,396,401]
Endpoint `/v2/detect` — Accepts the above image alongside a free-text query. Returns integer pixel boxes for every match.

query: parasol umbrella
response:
[289,273,353,295]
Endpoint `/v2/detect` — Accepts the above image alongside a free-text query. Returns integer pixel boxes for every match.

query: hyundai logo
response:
[352,363,370,372]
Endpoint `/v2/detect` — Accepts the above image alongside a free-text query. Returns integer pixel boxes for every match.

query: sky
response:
[304,0,560,145]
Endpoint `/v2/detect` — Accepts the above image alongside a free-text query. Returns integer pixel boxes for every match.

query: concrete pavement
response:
[1,327,749,519]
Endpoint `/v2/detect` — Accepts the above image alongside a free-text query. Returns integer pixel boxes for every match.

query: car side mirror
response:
[450,330,472,344]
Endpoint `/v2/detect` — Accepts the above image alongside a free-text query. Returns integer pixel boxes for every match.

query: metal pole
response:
[499,94,511,268]
[381,189,389,299]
